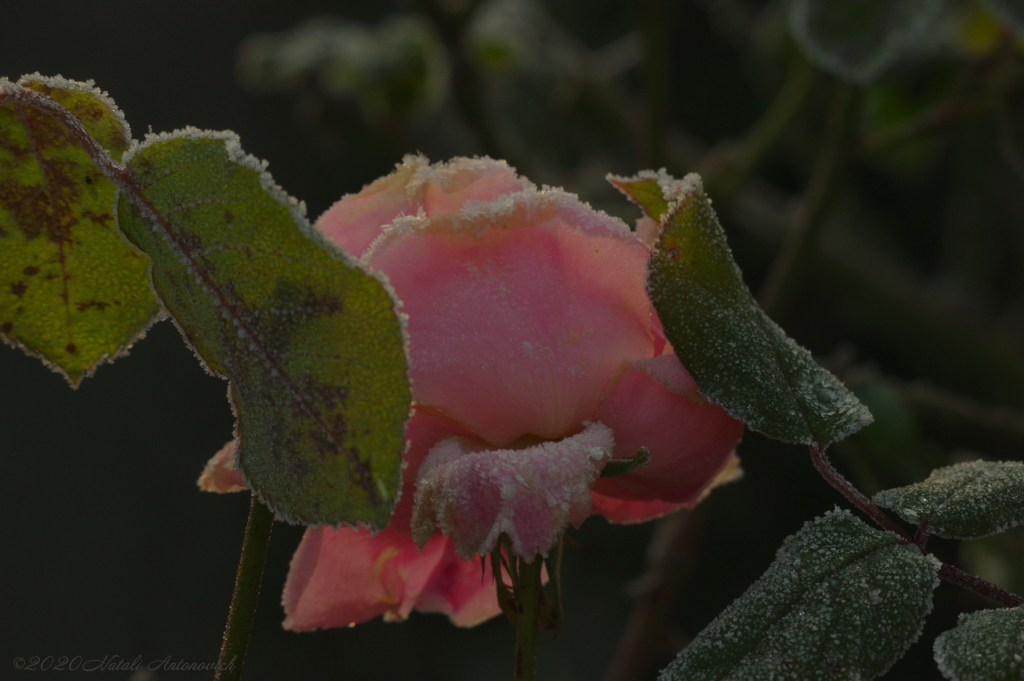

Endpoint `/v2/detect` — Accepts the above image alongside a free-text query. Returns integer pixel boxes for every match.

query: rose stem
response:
[515,557,544,681]
[757,79,854,319]
[938,564,1024,608]
[602,507,705,681]
[215,495,274,681]
[809,444,911,540]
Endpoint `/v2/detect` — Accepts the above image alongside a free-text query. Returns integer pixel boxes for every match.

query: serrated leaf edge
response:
[608,171,872,446]
[0,76,162,387]
[116,128,413,530]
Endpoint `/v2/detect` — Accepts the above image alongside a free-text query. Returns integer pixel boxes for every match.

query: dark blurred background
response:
[4,0,1024,679]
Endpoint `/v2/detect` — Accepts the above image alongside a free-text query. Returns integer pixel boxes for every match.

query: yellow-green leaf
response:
[0,74,159,385]
[115,130,411,528]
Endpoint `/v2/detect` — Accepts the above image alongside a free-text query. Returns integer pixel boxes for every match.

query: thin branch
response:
[215,496,275,681]
[938,563,1024,608]
[809,444,911,540]
[602,508,704,681]
[710,51,816,199]
[757,80,854,318]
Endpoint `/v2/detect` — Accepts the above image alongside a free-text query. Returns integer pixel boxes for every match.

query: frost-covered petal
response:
[411,421,616,560]
[366,189,656,445]
[591,355,745,512]
[408,155,531,218]
[314,155,426,258]
[197,439,246,493]
[314,155,529,258]
[282,408,499,629]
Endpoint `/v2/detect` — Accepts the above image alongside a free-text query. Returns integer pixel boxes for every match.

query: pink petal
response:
[414,540,504,627]
[411,421,616,560]
[314,155,427,258]
[591,453,742,523]
[366,188,657,445]
[282,408,499,629]
[590,354,745,516]
[314,155,529,259]
[410,156,531,218]
[197,440,245,493]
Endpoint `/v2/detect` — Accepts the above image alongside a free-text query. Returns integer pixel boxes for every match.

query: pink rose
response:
[200,155,744,630]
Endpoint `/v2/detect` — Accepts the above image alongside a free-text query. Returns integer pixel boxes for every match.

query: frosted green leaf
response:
[873,461,1024,539]
[659,509,940,681]
[0,74,159,385]
[987,0,1024,36]
[610,171,871,446]
[789,0,941,83]
[934,606,1024,681]
[115,129,411,528]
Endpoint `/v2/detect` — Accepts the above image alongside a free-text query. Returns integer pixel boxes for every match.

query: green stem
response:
[712,51,815,199]
[514,558,544,681]
[640,0,669,167]
[757,80,855,318]
[214,496,274,681]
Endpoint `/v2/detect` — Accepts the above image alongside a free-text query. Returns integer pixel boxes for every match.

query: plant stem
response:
[711,51,815,199]
[938,564,1024,608]
[809,445,911,540]
[515,558,544,681]
[757,80,854,319]
[602,508,704,681]
[215,495,274,681]
[640,0,669,167]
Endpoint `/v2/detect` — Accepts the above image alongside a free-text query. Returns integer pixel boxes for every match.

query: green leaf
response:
[934,606,1024,681]
[610,171,871,446]
[0,74,159,385]
[987,0,1024,37]
[789,0,941,84]
[659,509,939,681]
[873,461,1024,538]
[115,129,411,528]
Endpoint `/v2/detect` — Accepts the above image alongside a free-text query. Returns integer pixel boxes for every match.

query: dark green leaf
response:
[610,171,871,446]
[987,0,1024,37]
[0,74,159,385]
[874,461,1024,538]
[789,0,941,84]
[116,129,411,528]
[659,509,939,681]
[934,606,1024,681]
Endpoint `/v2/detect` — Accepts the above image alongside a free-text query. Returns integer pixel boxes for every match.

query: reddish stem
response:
[809,444,911,540]
[938,564,1024,608]
[913,523,930,550]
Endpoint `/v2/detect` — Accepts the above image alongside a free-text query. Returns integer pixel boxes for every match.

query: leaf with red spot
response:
[609,170,871,446]
[115,130,411,528]
[0,74,159,385]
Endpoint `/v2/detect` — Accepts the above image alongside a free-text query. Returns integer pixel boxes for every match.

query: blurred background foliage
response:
[4,0,1024,679]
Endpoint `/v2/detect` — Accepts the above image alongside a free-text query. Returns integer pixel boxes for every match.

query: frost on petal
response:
[407,155,533,217]
[315,155,530,259]
[635,215,661,248]
[366,190,656,444]
[314,154,428,258]
[282,408,497,629]
[411,421,616,560]
[197,439,246,493]
[591,355,744,513]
